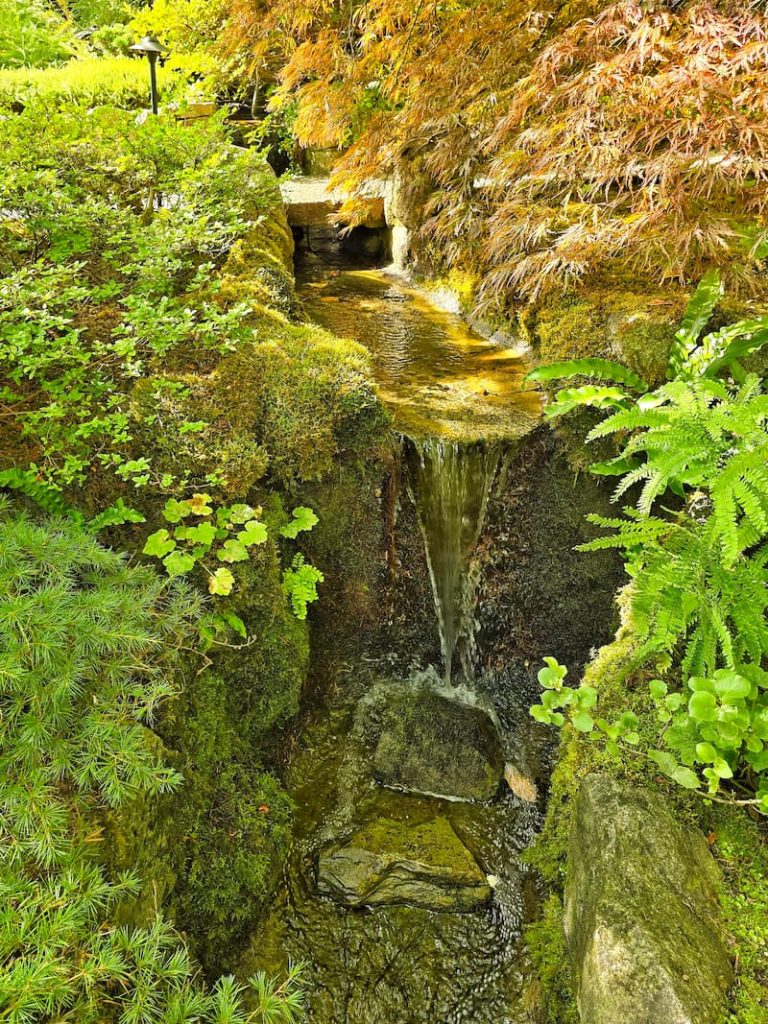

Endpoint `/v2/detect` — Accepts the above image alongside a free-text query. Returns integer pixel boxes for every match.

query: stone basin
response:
[316,817,492,911]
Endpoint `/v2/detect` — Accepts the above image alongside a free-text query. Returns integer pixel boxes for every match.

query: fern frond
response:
[544,384,631,418]
[0,468,82,523]
[698,318,768,380]
[668,268,722,377]
[526,358,647,392]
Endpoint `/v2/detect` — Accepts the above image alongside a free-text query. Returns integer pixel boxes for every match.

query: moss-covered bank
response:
[525,624,768,1023]
[93,157,391,975]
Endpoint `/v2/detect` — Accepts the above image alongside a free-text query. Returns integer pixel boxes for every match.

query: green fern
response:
[0,466,82,521]
[526,358,648,391]
[695,317,768,381]
[85,497,146,534]
[544,384,633,418]
[581,513,768,677]
[281,554,324,620]
[586,375,768,562]
[667,267,723,377]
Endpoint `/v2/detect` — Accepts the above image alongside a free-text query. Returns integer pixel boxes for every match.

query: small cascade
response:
[408,439,501,684]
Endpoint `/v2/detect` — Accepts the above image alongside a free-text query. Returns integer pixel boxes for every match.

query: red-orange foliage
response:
[223,0,768,306]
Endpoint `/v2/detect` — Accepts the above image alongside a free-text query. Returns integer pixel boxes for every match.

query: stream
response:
[242,240,550,1022]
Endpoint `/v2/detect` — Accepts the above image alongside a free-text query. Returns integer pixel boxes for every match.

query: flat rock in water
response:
[316,817,492,911]
[565,773,732,1024]
[356,682,504,802]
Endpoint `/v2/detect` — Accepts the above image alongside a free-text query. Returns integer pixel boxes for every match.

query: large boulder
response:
[355,682,504,802]
[316,817,492,911]
[565,774,732,1024]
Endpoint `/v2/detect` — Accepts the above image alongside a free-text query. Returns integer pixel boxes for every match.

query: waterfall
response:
[408,439,501,684]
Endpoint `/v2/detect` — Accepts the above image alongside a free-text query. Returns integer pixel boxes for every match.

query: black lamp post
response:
[129,36,170,115]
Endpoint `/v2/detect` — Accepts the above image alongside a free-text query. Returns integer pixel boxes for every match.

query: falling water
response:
[409,439,501,684]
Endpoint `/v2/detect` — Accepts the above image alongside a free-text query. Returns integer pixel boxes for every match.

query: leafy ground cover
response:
[0,72,386,1014]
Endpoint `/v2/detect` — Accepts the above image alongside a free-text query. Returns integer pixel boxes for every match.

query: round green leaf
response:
[217,539,249,563]
[239,520,268,546]
[672,766,701,790]
[209,567,235,596]
[163,550,196,577]
[688,690,718,722]
[713,672,752,703]
[571,711,594,733]
[143,529,176,558]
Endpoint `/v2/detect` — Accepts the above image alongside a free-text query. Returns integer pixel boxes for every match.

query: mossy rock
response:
[566,773,732,1024]
[529,288,682,387]
[316,817,491,911]
[355,681,503,802]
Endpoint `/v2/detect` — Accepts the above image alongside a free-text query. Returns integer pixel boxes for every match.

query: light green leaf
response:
[163,550,196,577]
[713,672,752,703]
[184,522,217,546]
[239,520,268,546]
[163,498,191,523]
[688,691,718,722]
[649,679,668,701]
[648,749,678,777]
[571,711,594,733]
[228,503,256,524]
[143,529,176,558]
[525,358,647,392]
[222,612,247,638]
[209,567,235,596]
[280,506,319,539]
[695,742,718,763]
[672,765,701,790]
[217,539,249,563]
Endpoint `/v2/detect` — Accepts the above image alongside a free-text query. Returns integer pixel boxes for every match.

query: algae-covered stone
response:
[316,817,491,911]
[356,682,503,801]
[565,774,732,1024]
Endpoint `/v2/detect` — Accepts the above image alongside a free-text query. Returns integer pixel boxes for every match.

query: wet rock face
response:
[356,682,504,802]
[565,774,732,1024]
[316,817,492,911]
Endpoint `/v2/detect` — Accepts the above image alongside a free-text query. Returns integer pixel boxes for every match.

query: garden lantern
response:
[129,36,170,115]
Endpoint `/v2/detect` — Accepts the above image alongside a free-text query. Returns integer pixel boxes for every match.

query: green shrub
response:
[0,55,182,106]
[0,0,71,69]
[0,500,304,1021]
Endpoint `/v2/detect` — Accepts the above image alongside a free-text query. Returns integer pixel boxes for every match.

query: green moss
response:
[160,543,308,973]
[528,287,681,387]
[170,764,293,975]
[525,893,579,1024]
[210,327,387,487]
[710,807,768,1024]
[534,298,606,364]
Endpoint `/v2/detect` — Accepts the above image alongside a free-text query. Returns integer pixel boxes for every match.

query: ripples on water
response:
[296,249,540,442]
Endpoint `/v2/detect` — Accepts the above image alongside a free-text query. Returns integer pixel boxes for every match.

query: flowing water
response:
[408,440,501,684]
[296,247,540,442]
[242,240,548,1022]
